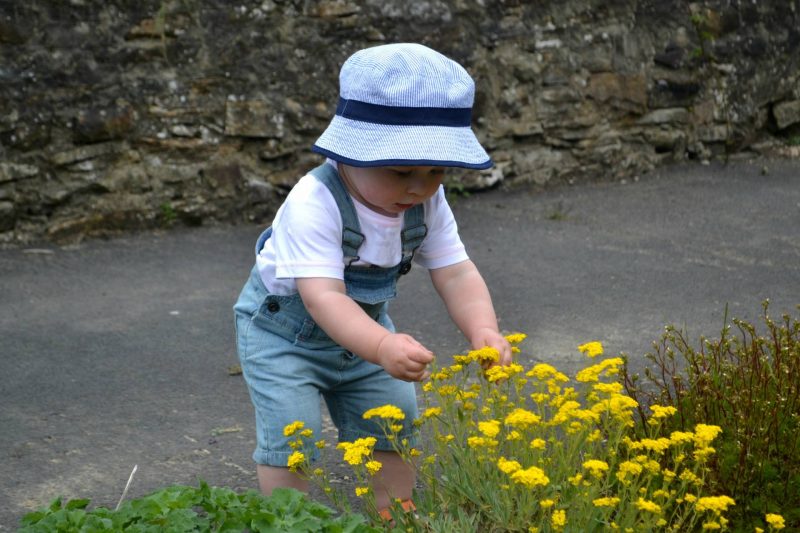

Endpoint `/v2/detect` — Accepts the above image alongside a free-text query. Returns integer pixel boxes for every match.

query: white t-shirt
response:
[256,164,469,295]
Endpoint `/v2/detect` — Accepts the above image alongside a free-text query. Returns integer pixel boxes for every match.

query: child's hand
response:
[472,328,512,366]
[376,333,434,382]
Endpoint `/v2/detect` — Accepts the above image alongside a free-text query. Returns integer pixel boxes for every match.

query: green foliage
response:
[621,302,800,531]
[443,175,471,202]
[159,202,177,225]
[19,482,378,532]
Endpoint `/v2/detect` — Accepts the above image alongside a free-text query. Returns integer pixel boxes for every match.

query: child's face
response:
[338,164,447,217]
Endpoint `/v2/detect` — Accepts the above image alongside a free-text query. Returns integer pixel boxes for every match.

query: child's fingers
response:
[408,348,434,365]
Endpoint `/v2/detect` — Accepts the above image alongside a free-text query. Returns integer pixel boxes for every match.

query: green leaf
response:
[65,498,91,511]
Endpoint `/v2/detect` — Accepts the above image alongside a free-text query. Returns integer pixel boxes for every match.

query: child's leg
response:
[371,450,414,510]
[257,464,308,496]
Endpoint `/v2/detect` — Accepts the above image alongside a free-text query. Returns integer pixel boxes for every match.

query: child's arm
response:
[429,260,512,365]
[296,277,434,382]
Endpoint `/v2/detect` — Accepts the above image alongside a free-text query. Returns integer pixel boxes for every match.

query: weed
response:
[19,482,377,532]
[621,302,800,530]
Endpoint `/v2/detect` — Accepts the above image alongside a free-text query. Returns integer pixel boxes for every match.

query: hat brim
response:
[312,116,493,169]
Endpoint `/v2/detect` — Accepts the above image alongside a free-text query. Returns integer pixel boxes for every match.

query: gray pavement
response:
[1,157,799,529]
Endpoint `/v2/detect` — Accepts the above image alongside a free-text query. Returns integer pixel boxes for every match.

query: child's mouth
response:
[395,203,414,210]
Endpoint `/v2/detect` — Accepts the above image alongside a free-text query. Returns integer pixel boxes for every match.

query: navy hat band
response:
[336,98,472,127]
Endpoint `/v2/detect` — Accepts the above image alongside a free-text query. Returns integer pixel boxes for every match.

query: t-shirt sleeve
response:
[271,177,346,280]
[414,187,469,270]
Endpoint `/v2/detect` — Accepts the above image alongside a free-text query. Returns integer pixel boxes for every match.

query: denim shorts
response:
[233,266,418,467]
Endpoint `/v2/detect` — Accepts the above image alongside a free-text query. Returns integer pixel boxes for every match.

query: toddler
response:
[233,42,511,515]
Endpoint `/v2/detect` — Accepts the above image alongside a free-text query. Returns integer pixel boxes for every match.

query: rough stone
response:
[512,147,570,186]
[0,0,798,244]
[637,108,690,125]
[224,100,285,139]
[0,163,39,184]
[50,142,128,167]
[773,100,800,130]
[0,201,15,231]
[74,103,136,144]
[586,72,648,113]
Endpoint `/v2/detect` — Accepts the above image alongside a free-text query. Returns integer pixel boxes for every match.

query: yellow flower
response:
[616,461,643,484]
[582,459,610,478]
[531,392,550,404]
[551,509,567,529]
[355,486,369,497]
[506,430,522,441]
[527,363,568,382]
[478,420,501,438]
[578,341,604,358]
[680,470,703,486]
[694,446,716,462]
[568,473,584,486]
[635,497,662,514]
[287,451,305,471]
[530,438,546,450]
[593,382,623,395]
[702,522,721,530]
[437,433,455,443]
[593,496,620,508]
[576,357,624,382]
[539,499,555,508]
[693,424,722,447]
[669,431,695,445]
[505,333,527,344]
[695,495,735,514]
[528,528,539,533]
[634,437,672,454]
[299,428,313,438]
[437,384,458,396]
[315,439,326,449]
[497,456,522,474]
[765,513,785,530]
[504,408,541,428]
[469,346,500,364]
[467,436,498,448]
[510,466,550,488]
[365,460,382,475]
[363,404,405,420]
[485,365,510,382]
[283,421,305,437]
[337,437,377,466]
[431,371,450,381]
[649,404,678,419]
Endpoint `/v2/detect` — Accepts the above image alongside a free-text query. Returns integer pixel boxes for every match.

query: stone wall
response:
[1,0,799,244]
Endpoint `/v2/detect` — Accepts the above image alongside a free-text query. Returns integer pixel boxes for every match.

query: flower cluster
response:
[294,334,748,531]
[402,335,736,531]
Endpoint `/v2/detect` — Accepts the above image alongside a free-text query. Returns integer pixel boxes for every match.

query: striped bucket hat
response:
[312,43,492,169]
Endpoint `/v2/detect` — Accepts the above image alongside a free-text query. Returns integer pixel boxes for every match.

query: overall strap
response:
[398,204,427,275]
[309,164,365,265]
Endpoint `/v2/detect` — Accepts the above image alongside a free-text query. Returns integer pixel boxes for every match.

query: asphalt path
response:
[1,157,799,529]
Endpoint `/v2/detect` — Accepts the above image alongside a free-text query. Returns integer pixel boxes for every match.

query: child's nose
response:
[407,176,431,195]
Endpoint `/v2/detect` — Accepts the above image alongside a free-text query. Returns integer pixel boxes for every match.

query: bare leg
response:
[371,450,415,511]
[256,464,308,496]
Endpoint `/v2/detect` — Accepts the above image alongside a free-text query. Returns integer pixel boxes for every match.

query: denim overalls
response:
[233,163,426,466]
